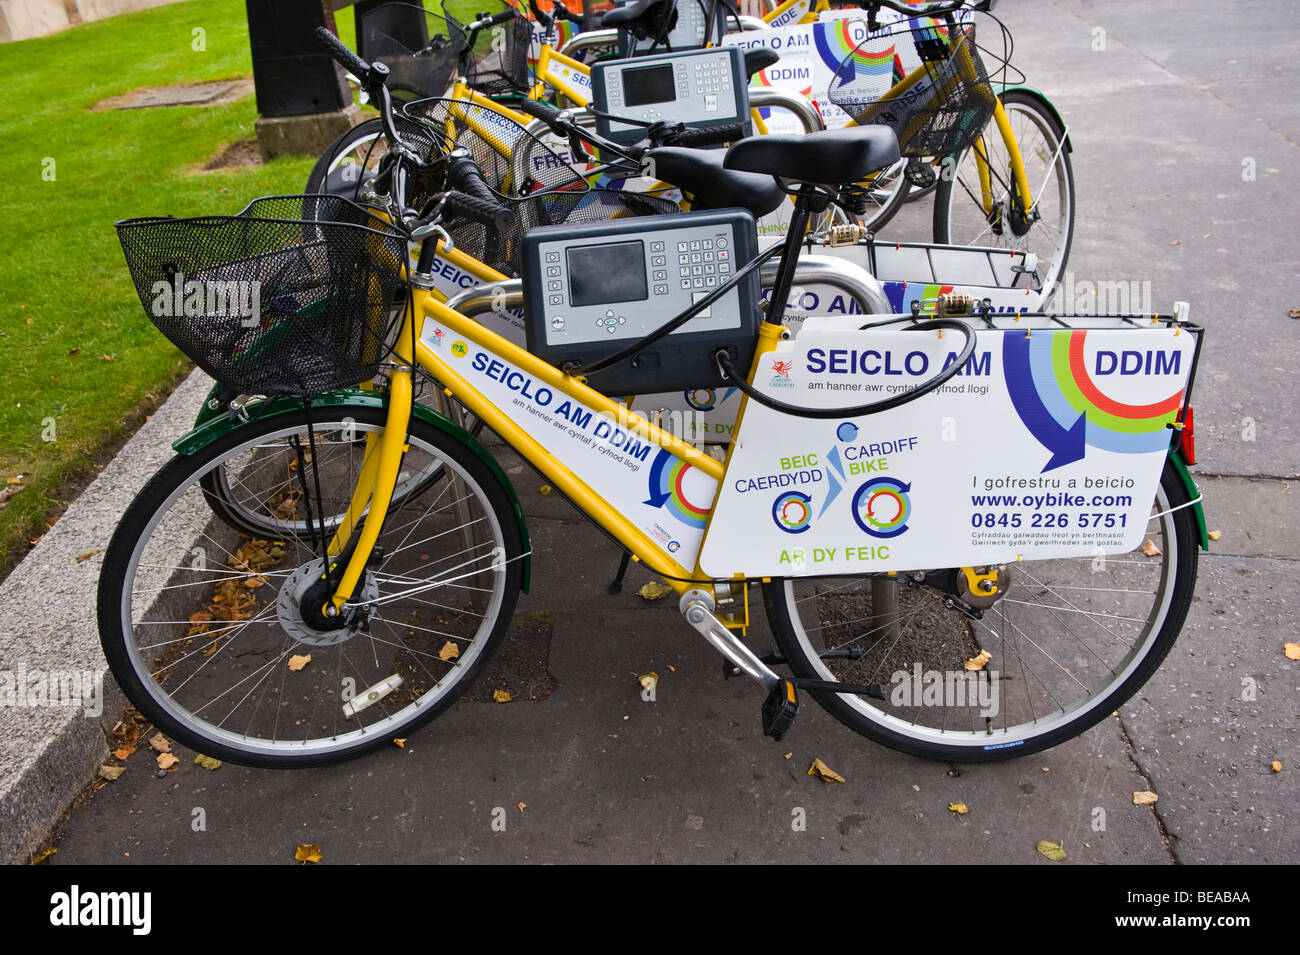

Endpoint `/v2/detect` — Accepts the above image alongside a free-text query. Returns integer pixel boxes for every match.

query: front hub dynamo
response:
[276,557,379,647]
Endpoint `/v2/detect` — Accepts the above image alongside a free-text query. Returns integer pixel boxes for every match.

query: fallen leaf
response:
[1270,760,1282,773]
[808,758,845,784]
[112,745,136,761]
[784,752,792,759]
[1284,643,1300,661]
[1207,529,1222,541]
[74,548,102,563]
[438,641,460,661]
[949,802,969,815]
[638,671,659,692]
[964,648,992,671]
[102,353,115,361]
[637,579,672,601]
[148,733,171,753]
[294,843,323,863]
[1170,239,1180,246]
[98,765,125,781]
[493,689,512,703]
[1133,790,1158,806]
[517,802,526,813]
[30,846,56,864]
[194,755,222,770]
[5,477,20,485]
[539,484,552,496]
[1290,309,1300,319]
[393,738,406,749]
[1035,840,1067,862]
[156,753,179,770]
[288,653,311,671]
[1140,539,1162,557]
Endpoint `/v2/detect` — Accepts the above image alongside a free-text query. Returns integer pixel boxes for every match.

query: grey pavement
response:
[8,0,1300,864]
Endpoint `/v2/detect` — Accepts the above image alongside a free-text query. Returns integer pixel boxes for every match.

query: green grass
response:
[0,0,366,578]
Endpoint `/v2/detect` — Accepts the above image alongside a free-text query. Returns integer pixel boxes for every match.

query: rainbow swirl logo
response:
[819,19,898,83]
[851,477,912,538]
[645,449,711,530]
[772,491,813,534]
[1003,330,1185,472]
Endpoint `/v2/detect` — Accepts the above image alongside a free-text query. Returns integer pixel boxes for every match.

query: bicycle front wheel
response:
[98,405,523,767]
[933,90,1075,294]
[764,459,1197,761]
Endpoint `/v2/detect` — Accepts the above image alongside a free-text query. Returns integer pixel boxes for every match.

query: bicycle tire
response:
[763,458,1197,762]
[933,89,1074,295]
[98,404,524,767]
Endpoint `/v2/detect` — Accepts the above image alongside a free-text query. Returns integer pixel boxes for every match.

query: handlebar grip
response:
[528,0,554,29]
[446,150,499,205]
[666,123,748,148]
[314,26,372,80]
[476,8,519,29]
[514,96,566,129]
[443,191,516,233]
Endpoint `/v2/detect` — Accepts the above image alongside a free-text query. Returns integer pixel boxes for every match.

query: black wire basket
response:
[443,0,534,94]
[116,195,410,398]
[359,2,469,100]
[448,189,680,277]
[829,18,998,159]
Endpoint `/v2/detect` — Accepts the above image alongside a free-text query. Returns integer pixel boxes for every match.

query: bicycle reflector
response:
[1177,405,1195,465]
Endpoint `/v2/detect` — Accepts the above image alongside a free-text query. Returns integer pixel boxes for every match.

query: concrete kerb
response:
[0,369,212,863]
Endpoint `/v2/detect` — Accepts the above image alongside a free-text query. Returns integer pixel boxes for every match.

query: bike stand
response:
[607,550,632,594]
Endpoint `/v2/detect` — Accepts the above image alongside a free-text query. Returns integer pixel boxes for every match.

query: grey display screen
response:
[567,241,647,307]
[623,64,676,107]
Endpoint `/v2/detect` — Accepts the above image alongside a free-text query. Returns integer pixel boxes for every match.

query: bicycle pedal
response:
[761,679,800,741]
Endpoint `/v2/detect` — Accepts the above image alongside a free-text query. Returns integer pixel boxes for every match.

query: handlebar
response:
[664,122,748,148]
[442,190,516,232]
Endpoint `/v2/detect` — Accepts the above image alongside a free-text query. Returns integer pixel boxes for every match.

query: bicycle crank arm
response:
[679,589,780,691]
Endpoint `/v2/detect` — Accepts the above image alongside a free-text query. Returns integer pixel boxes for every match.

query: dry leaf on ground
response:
[194,755,222,771]
[148,734,171,754]
[1289,309,1300,319]
[518,802,526,813]
[287,653,311,671]
[98,765,125,781]
[112,745,136,761]
[493,689,512,703]
[156,753,179,770]
[539,485,552,496]
[1036,840,1067,862]
[1284,643,1300,661]
[438,641,460,661]
[949,802,969,815]
[294,843,323,863]
[1141,539,1162,556]
[964,649,992,671]
[1207,530,1222,541]
[393,738,406,749]
[1133,790,1159,806]
[638,672,658,692]
[637,579,671,600]
[808,758,846,784]
[1271,760,1283,773]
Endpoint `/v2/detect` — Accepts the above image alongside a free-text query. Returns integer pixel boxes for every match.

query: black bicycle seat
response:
[645,147,787,217]
[744,47,780,79]
[602,0,675,38]
[724,126,901,185]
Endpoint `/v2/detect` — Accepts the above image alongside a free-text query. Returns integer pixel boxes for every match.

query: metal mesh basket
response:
[443,0,534,94]
[359,2,469,100]
[116,195,410,397]
[448,188,679,276]
[829,19,997,158]
[400,96,588,202]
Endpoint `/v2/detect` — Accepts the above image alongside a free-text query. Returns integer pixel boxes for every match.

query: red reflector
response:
[1178,406,1195,465]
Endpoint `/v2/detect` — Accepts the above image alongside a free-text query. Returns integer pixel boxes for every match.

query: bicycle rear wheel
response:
[933,90,1074,294]
[764,458,1197,761]
[98,405,523,767]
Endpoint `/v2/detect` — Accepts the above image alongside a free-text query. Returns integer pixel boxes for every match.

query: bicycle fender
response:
[172,390,532,591]
[995,84,1074,153]
[1167,447,1209,550]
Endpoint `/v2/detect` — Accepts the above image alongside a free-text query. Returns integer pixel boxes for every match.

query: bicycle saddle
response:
[724,126,901,186]
[602,0,675,37]
[644,146,787,217]
[744,47,780,79]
